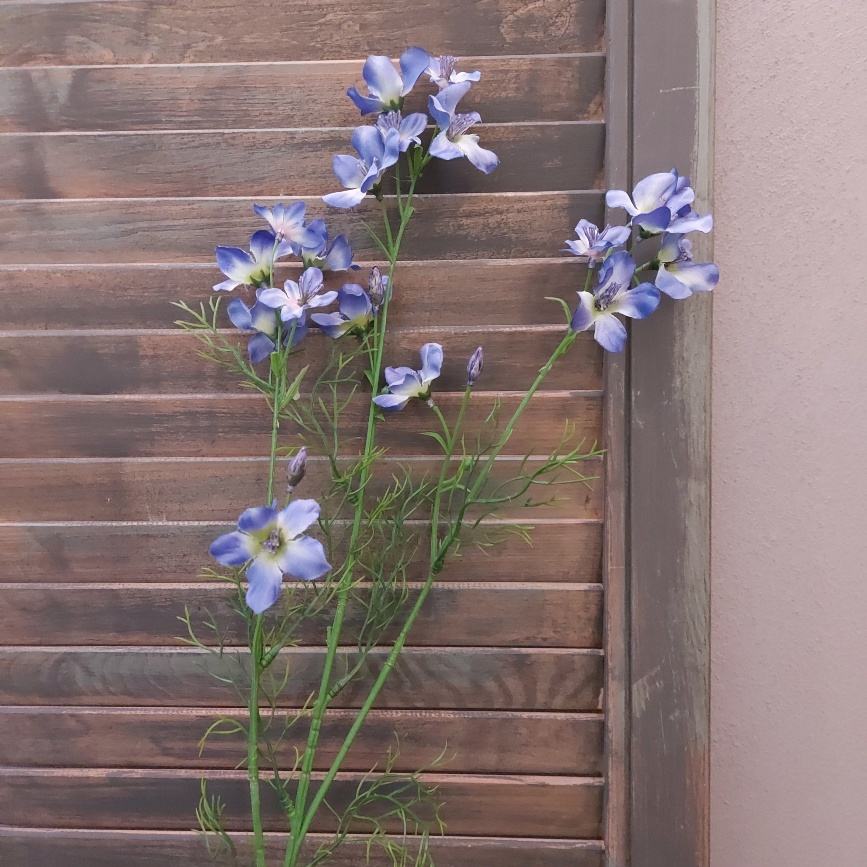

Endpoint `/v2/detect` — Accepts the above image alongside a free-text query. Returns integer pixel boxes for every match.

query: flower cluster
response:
[326,48,497,207]
[564,168,719,352]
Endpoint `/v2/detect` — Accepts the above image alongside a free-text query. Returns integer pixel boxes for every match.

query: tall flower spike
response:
[425,53,481,89]
[654,234,719,299]
[347,47,430,115]
[257,267,337,323]
[210,499,331,614]
[214,230,291,292]
[428,81,499,174]
[252,202,322,253]
[373,343,444,412]
[569,251,660,353]
[323,126,400,209]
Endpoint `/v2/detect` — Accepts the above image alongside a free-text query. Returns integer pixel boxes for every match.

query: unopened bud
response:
[286,447,307,492]
[466,346,483,387]
[368,266,390,309]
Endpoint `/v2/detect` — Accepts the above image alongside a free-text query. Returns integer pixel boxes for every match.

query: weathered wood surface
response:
[0,457,603,522]
[0,828,605,867]
[0,0,606,66]
[0,56,605,132]
[0,707,604,774]
[0,768,603,836]
[0,329,599,395]
[0,259,590,331]
[0,583,604,648]
[0,193,604,264]
[0,393,602,458]
[0,647,604,710]
[0,520,602,584]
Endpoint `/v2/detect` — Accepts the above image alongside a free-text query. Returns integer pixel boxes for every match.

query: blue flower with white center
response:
[257,267,337,323]
[654,234,719,299]
[425,54,481,89]
[373,343,444,412]
[213,230,292,292]
[227,297,307,363]
[252,202,322,254]
[564,220,632,265]
[311,283,375,338]
[569,251,661,353]
[606,168,711,235]
[428,82,499,174]
[323,126,401,209]
[210,499,331,614]
[347,47,430,115]
[302,220,358,272]
[376,110,428,153]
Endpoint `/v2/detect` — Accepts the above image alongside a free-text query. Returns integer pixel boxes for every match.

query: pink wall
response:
[712,3,867,865]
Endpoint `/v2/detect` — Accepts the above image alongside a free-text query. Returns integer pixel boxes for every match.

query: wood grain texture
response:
[0,329,602,395]
[0,56,605,132]
[0,193,604,264]
[0,457,603,522]
[0,583,603,648]
[0,520,602,585]
[0,259,591,331]
[0,828,605,867]
[0,647,604,710]
[0,707,604,774]
[0,393,602,459]
[0,0,606,66]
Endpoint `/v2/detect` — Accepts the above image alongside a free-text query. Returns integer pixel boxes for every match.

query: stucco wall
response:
[712,3,867,865]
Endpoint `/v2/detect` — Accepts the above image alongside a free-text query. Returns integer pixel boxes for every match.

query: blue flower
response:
[564,220,632,265]
[425,54,481,89]
[302,220,358,272]
[210,499,331,614]
[347,47,430,115]
[323,126,401,209]
[654,234,719,299]
[428,82,498,174]
[373,343,444,411]
[227,297,307,362]
[214,230,291,292]
[252,202,322,253]
[311,283,374,338]
[569,251,660,353]
[257,267,337,323]
[376,110,428,152]
[606,168,712,235]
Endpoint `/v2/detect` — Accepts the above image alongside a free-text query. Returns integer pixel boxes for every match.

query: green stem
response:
[248,615,267,867]
[284,156,425,867]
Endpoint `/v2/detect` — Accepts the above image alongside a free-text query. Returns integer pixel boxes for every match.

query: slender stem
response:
[248,616,267,867]
[284,155,425,867]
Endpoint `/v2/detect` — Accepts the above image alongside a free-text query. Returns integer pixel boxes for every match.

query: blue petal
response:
[238,504,278,533]
[352,125,386,164]
[428,94,453,131]
[278,536,331,582]
[667,211,713,234]
[429,131,464,161]
[310,311,349,338]
[324,234,354,271]
[614,283,661,319]
[600,224,631,246]
[210,531,256,566]
[249,230,279,263]
[227,298,253,330]
[362,55,402,104]
[323,188,368,209]
[373,393,411,411]
[347,87,384,115]
[634,206,672,234]
[597,250,636,293]
[333,154,366,189]
[380,128,401,170]
[604,189,638,216]
[657,262,719,298]
[215,246,254,281]
[248,332,277,362]
[400,112,428,144]
[399,46,431,94]
[593,315,628,353]
[277,498,320,538]
[245,557,284,613]
[248,301,279,335]
[419,342,443,384]
[384,366,416,386]
[569,292,596,333]
[456,135,499,174]
[338,283,372,319]
[631,170,677,213]
[435,81,472,116]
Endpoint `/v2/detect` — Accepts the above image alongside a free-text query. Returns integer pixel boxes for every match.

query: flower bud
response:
[368,266,390,309]
[286,447,307,492]
[466,346,483,387]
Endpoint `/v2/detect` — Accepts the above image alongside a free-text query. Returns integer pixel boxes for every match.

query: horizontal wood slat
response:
[0,828,605,867]
[0,124,604,199]
[0,457,603,522]
[0,259,590,331]
[0,0,606,66]
[0,769,603,837]
[0,707,603,774]
[0,56,605,132]
[0,520,602,584]
[0,193,605,264]
[0,647,603,710]
[0,583,603,648]
[0,329,601,395]
[0,393,602,459]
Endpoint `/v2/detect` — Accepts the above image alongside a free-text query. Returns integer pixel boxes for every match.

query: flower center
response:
[438,55,457,80]
[261,528,283,554]
[378,111,402,133]
[595,281,622,311]
[448,113,477,139]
